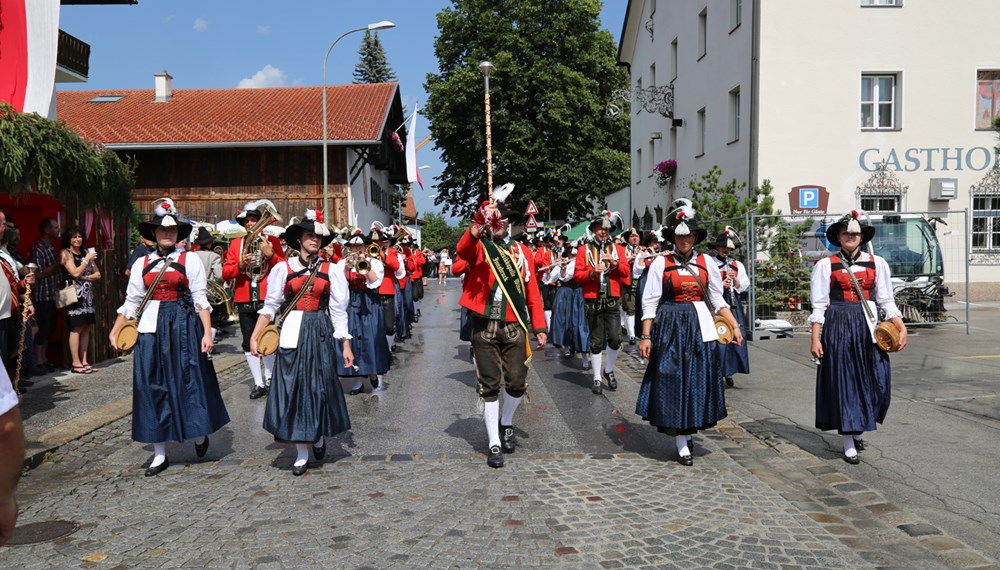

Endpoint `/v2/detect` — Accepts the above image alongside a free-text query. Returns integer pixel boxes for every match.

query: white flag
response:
[405,109,423,190]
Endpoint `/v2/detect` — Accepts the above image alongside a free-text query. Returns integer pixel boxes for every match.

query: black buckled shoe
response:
[194,436,209,458]
[843,453,860,465]
[487,445,505,468]
[591,379,603,395]
[145,459,169,477]
[313,440,326,461]
[249,385,268,400]
[604,370,618,391]
[853,438,865,452]
[724,376,735,388]
[678,454,693,466]
[292,462,309,476]
[500,425,516,453]
[349,386,364,395]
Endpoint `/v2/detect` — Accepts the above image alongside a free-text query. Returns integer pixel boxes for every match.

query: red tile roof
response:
[404,191,418,220]
[55,83,399,146]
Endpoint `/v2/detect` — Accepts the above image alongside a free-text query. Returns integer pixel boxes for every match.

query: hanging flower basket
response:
[654,159,677,187]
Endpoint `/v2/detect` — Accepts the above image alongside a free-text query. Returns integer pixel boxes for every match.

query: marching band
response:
[116,195,904,474]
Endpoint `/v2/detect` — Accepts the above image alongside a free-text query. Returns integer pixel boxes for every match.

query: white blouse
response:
[258,257,351,347]
[808,252,902,325]
[0,366,17,416]
[714,257,750,294]
[641,253,729,322]
[118,250,210,333]
[349,257,385,290]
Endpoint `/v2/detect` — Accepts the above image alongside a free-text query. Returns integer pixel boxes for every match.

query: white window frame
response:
[861,0,902,6]
[649,62,656,88]
[697,9,707,61]
[730,0,742,31]
[670,38,678,81]
[648,140,656,178]
[635,147,643,184]
[861,73,898,130]
[728,86,741,143]
[858,195,901,213]
[696,107,706,157]
[971,195,1000,252]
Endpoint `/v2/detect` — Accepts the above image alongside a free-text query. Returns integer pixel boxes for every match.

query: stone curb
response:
[20,353,246,473]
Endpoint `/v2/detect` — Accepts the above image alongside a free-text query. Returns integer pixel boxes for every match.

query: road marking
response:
[927,394,998,402]
[952,355,1000,359]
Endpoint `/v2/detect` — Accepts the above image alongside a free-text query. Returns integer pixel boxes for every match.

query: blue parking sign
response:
[799,187,819,209]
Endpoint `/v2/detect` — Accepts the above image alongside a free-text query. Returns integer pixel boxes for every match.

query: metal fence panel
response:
[747,211,969,337]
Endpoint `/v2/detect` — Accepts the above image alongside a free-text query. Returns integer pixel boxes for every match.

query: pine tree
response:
[353,30,397,84]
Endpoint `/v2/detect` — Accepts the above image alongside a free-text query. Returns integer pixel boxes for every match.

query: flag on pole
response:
[0,0,60,115]
[405,108,424,190]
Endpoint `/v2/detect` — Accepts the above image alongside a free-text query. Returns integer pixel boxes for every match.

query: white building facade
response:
[617,0,1000,298]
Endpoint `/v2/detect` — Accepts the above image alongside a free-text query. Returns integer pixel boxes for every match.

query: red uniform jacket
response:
[377,247,401,296]
[408,249,425,280]
[222,235,286,303]
[573,241,630,299]
[451,257,467,277]
[533,246,551,284]
[456,228,546,334]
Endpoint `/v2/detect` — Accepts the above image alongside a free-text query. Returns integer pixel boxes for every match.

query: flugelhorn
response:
[242,203,282,282]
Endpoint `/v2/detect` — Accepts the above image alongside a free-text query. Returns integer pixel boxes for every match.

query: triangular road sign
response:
[525,214,539,230]
[525,200,539,215]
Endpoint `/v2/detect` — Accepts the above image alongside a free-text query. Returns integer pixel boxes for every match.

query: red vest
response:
[661,253,708,303]
[828,255,876,302]
[143,253,189,301]
[284,262,331,311]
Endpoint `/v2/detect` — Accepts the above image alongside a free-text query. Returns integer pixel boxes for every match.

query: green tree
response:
[423,0,629,220]
[353,30,397,84]
[420,212,459,251]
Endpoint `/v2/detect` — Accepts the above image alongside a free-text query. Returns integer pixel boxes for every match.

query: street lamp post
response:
[322,21,396,218]
[478,61,494,203]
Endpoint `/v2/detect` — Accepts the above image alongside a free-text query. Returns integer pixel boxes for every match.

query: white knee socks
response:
[675,435,690,457]
[245,352,264,388]
[842,435,858,458]
[484,401,501,448]
[294,444,310,467]
[605,348,618,373]
[544,310,552,330]
[386,334,395,352]
[626,315,635,340]
[591,352,603,381]
[500,392,522,426]
[150,442,167,467]
[263,354,274,384]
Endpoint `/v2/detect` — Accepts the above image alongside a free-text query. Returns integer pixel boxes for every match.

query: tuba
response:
[206,280,239,322]
[241,203,282,282]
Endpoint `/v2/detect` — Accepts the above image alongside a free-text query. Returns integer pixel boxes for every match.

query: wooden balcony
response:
[57,30,90,79]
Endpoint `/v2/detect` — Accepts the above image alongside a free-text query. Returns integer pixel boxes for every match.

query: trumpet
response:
[367,243,382,259]
[345,253,375,276]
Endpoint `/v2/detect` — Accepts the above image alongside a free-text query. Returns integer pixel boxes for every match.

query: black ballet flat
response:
[313,440,326,461]
[843,453,860,465]
[194,437,209,458]
[678,454,693,466]
[292,463,309,476]
[349,387,364,396]
[853,438,865,451]
[145,459,169,477]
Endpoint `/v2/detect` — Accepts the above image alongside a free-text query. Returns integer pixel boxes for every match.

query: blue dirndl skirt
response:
[404,280,416,324]
[264,311,351,442]
[459,306,472,342]
[337,289,390,377]
[394,282,410,340]
[716,290,750,376]
[636,301,726,435]
[550,284,590,352]
[815,301,891,433]
[132,300,230,443]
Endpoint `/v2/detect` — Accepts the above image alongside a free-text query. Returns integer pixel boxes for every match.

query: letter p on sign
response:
[800,187,819,209]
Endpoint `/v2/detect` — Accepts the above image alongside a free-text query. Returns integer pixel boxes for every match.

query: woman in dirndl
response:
[636,203,744,466]
[109,198,230,477]
[810,211,907,464]
[712,229,751,388]
[547,236,592,370]
[337,229,390,395]
[250,210,353,476]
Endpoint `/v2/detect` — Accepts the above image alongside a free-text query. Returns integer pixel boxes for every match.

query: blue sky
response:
[60,0,626,222]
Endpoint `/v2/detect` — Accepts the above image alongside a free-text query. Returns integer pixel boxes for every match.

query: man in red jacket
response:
[222,200,286,399]
[574,212,630,395]
[458,201,547,468]
[406,237,426,319]
[533,231,553,331]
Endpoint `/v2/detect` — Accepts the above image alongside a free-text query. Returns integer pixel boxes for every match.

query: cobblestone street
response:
[3,284,996,569]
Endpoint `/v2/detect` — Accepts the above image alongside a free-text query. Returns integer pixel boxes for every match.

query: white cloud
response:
[162,15,175,24]
[193,18,208,32]
[237,65,287,89]
[256,25,270,34]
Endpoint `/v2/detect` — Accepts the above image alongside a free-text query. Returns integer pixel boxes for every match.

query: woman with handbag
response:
[636,203,743,466]
[809,211,907,464]
[108,199,230,477]
[249,210,353,476]
[59,228,100,374]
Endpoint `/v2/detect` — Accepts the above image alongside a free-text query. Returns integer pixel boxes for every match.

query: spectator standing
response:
[60,228,100,374]
[438,249,451,285]
[29,218,60,371]
[0,364,25,546]
[2,224,39,380]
